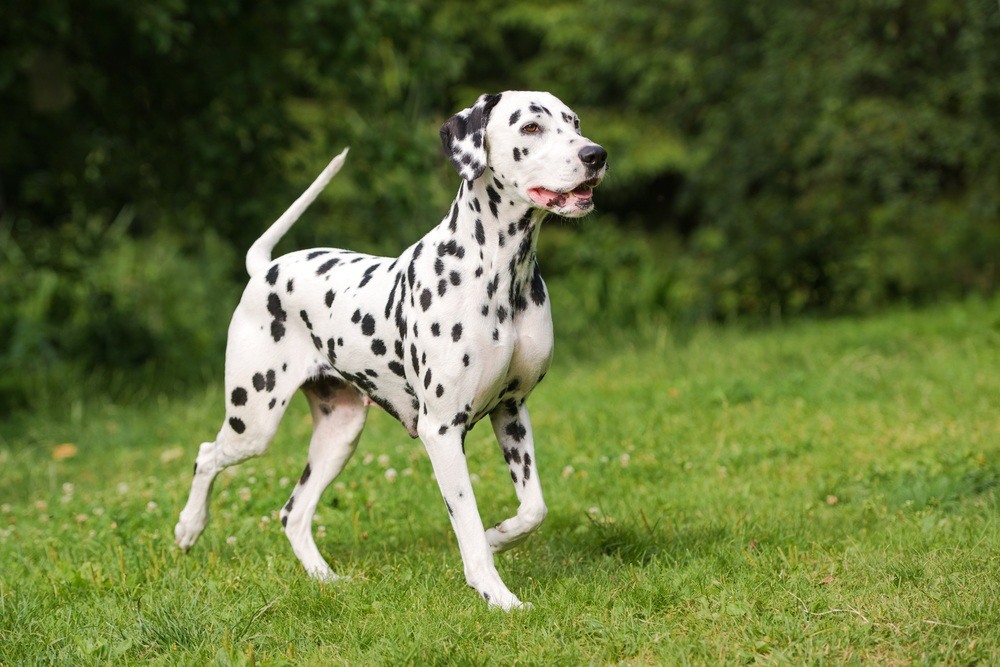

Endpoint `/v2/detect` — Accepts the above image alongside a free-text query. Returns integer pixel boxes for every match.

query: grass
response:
[1,297,998,665]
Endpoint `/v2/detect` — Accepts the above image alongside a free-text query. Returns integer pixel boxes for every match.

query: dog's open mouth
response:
[528,176,602,210]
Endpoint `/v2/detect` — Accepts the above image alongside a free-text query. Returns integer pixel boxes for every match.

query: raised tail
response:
[245,148,350,277]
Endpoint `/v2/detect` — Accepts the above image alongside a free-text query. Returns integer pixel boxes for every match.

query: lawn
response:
[1,298,997,664]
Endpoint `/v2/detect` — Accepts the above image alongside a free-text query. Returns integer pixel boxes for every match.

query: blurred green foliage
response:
[1,0,998,410]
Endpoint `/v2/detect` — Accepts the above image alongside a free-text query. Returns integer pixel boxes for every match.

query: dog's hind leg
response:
[280,376,367,581]
[175,331,303,551]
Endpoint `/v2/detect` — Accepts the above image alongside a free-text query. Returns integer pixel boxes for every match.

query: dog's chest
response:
[467,301,553,418]
[404,227,554,418]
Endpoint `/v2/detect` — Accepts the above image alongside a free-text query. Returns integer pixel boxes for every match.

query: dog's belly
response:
[319,314,421,433]
[269,248,422,432]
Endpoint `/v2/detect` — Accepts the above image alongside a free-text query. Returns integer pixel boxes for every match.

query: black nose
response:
[578,144,607,169]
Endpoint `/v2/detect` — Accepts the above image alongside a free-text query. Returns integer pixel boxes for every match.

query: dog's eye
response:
[573,118,581,132]
[521,122,541,135]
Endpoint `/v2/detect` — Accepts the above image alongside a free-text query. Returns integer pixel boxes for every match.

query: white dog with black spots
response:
[175,91,608,610]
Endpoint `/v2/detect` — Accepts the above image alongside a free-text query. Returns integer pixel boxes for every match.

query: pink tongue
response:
[528,187,567,208]
[529,186,594,208]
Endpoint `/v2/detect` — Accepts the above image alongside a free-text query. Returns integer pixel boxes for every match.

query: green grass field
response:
[2,299,998,665]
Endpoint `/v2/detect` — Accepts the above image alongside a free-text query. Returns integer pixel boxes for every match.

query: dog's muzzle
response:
[527,143,607,213]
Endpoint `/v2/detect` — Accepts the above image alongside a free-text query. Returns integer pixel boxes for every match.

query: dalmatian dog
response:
[174,91,607,610]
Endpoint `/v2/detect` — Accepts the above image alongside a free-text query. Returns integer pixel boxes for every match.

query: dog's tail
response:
[245,148,350,277]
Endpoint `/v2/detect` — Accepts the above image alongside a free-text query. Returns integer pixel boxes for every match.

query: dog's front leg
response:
[486,401,547,553]
[417,419,526,610]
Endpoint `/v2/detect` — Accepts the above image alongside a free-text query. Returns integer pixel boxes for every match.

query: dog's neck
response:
[433,171,548,307]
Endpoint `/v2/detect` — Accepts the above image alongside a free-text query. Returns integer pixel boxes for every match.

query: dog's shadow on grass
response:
[532,510,734,571]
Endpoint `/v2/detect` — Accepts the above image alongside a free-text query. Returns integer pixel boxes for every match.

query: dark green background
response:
[2,0,998,411]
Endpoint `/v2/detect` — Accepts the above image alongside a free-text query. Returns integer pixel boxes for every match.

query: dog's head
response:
[440,91,607,218]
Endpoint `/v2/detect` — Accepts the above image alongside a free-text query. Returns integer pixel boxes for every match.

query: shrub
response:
[0,212,239,412]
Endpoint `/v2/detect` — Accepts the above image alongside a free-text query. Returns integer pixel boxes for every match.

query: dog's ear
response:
[440,93,502,182]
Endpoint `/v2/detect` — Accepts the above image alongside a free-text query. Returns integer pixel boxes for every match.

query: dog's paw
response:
[306,565,343,584]
[473,580,529,611]
[174,518,204,551]
[486,523,531,553]
[482,589,530,611]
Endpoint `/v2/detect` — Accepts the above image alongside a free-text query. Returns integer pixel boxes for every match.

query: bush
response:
[0,212,239,412]
[673,1,1000,318]
[540,219,679,345]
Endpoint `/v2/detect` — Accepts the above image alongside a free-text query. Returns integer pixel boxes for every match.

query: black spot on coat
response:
[267,293,288,342]
[316,258,340,275]
[505,422,527,442]
[359,264,378,288]
[265,265,279,286]
[231,387,248,406]
[530,263,546,306]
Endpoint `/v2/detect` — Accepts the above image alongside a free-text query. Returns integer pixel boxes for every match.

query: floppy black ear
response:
[439,93,502,182]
